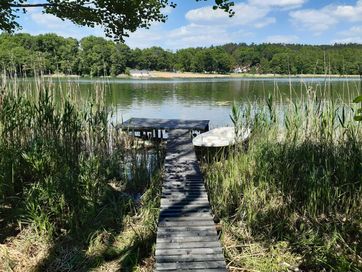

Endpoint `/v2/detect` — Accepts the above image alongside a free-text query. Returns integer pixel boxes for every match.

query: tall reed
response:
[0,75,162,239]
[204,82,362,271]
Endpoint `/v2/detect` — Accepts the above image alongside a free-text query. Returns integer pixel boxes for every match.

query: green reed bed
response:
[204,88,362,271]
[0,77,163,272]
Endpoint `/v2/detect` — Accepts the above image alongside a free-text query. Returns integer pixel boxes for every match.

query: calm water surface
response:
[34,77,362,127]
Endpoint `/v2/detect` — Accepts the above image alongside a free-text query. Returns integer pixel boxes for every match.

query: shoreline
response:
[42,71,361,79]
[148,71,361,79]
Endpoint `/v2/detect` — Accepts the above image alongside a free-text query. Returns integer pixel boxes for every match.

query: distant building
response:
[130,69,150,77]
[234,67,242,73]
[233,66,250,73]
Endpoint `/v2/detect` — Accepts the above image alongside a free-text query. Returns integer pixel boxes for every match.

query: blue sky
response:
[14,0,362,50]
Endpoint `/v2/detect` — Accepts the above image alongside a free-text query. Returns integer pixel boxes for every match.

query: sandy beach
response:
[139,71,360,79]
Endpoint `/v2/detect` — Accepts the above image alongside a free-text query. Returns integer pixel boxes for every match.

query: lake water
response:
[27,77,362,128]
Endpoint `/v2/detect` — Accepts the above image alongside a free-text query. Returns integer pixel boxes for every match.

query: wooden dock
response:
[155,129,226,271]
[119,118,210,140]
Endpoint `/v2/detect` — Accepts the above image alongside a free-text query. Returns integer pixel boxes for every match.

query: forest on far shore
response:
[0,33,361,76]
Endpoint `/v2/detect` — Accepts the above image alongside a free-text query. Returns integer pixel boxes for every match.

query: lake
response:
[23,77,362,128]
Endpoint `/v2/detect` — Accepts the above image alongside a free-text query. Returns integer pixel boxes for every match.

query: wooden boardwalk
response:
[121,118,210,131]
[119,118,210,140]
[155,129,226,272]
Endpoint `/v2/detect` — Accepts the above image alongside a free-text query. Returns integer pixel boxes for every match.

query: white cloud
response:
[289,9,337,33]
[125,26,165,48]
[265,35,299,43]
[185,3,270,26]
[333,37,362,44]
[31,12,66,29]
[168,24,254,48]
[26,9,104,39]
[249,0,306,8]
[333,26,362,44]
[126,23,254,49]
[125,2,275,50]
[254,17,276,28]
[332,0,362,21]
[290,0,362,34]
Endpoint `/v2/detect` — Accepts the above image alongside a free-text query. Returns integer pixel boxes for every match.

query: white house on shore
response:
[130,69,150,77]
[233,66,250,73]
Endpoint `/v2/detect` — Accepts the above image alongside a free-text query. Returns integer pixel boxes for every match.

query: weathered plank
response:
[160,203,210,210]
[155,128,226,272]
[156,254,225,263]
[158,220,215,228]
[157,226,216,232]
[156,241,222,250]
[120,118,210,131]
[156,247,223,256]
[156,236,219,244]
[156,261,226,270]
[157,269,225,272]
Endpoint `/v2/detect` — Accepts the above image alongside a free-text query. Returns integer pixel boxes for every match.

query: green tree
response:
[213,47,233,73]
[175,48,197,72]
[110,43,131,75]
[0,1,234,41]
[1,33,361,76]
[80,36,114,76]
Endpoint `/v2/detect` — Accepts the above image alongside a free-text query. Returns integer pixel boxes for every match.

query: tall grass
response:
[204,84,362,271]
[0,75,163,271]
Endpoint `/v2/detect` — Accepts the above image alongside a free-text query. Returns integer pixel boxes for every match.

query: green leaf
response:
[353,95,362,103]
[354,115,362,121]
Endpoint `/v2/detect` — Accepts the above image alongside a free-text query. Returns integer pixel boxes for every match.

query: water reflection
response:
[19,77,361,127]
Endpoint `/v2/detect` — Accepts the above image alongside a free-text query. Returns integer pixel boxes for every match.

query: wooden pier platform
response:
[119,118,210,140]
[155,129,226,271]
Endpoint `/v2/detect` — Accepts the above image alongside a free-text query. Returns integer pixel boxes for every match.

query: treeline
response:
[0,33,361,76]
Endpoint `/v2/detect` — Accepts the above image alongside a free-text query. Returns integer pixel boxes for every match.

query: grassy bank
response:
[203,90,362,271]
[0,77,163,271]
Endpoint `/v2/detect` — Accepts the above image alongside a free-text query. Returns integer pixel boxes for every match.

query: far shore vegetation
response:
[1,33,362,78]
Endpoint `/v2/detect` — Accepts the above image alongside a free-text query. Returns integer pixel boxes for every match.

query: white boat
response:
[192,127,251,148]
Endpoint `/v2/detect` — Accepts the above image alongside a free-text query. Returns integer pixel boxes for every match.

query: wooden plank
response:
[160,195,209,201]
[161,189,207,194]
[162,186,207,192]
[156,230,217,239]
[156,261,226,270]
[156,247,223,256]
[157,226,216,232]
[163,180,204,184]
[163,181,204,186]
[162,185,205,191]
[156,236,219,244]
[156,241,221,250]
[159,216,213,223]
[162,192,208,198]
[160,208,210,215]
[156,268,226,272]
[156,254,224,263]
[158,221,215,228]
[159,212,211,219]
[160,203,210,210]
[160,198,209,203]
